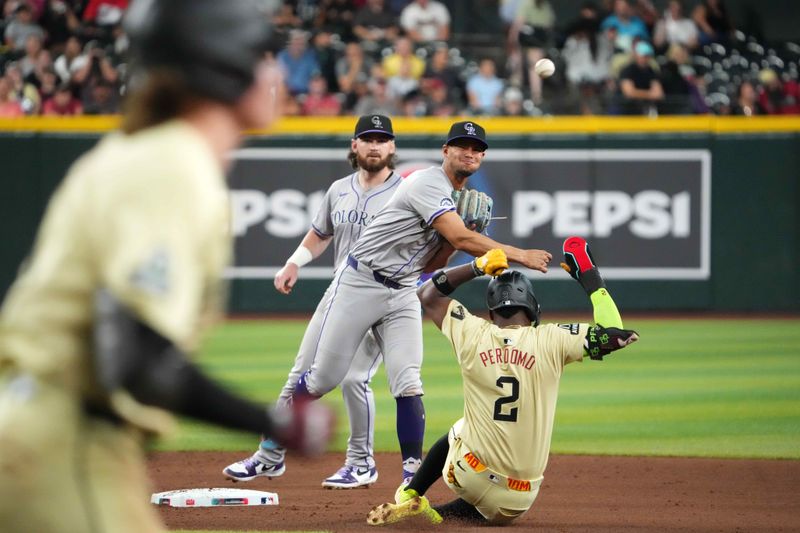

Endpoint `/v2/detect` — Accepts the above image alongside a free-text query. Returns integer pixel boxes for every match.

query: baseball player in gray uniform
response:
[289,121,552,485]
[224,115,401,488]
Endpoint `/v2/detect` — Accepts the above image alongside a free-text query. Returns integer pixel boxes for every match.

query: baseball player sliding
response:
[283,121,551,486]
[224,115,402,488]
[366,238,639,526]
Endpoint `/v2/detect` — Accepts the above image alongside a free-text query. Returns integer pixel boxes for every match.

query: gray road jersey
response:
[350,165,455,286]
[312,171,402,268]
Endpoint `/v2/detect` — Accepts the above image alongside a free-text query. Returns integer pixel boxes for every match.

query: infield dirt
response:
[149,451,799,532]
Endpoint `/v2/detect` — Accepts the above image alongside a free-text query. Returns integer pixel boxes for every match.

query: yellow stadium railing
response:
[1,115,799,134]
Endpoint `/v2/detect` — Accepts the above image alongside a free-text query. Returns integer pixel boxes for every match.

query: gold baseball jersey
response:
[441,299,589,481]
[0,119,230,433]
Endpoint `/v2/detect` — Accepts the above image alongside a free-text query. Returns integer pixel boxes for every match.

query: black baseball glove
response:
[584,325,639,360]
[452,188,493,233]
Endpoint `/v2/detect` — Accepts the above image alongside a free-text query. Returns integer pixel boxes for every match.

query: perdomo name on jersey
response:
[478,347,535,369]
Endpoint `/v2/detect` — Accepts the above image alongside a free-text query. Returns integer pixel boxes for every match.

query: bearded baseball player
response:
[366,238,639,526]
[0,1,333,531]
[283,121,552,486]
[223,115,402,489]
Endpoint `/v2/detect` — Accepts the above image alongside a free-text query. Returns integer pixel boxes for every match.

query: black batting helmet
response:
[124,0,274,104]
[486,270,541,326]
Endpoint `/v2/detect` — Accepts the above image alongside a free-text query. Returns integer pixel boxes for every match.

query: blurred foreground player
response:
[0,1,332,532]
[367,238,639,526]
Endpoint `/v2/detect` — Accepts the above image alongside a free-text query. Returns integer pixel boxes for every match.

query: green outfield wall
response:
[1,117,798,312]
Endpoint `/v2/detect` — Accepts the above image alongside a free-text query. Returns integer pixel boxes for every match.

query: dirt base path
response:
[148,451,799,532]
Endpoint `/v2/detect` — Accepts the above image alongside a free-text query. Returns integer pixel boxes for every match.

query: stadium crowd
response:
[0,0,798,118]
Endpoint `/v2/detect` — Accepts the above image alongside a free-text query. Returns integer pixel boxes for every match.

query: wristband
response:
[578,267,605,295]
[286,246,313,267]
[432,270,455,295]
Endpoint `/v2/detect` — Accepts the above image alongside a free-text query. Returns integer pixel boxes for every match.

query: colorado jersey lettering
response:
[312,172,401,268]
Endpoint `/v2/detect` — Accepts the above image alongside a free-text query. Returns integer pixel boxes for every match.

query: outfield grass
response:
[155,317,800,459]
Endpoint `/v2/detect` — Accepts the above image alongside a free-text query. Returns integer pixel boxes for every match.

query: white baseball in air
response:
[534,58,555,78]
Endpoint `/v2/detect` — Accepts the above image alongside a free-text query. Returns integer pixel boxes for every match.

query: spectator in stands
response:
[658,43,694,114]
[301,74,342,116]
[730,80,764,116]
[400,0,450,44]
[757,68,800,115]
[501,86,527,116]
[499,0,522,26]
[4,3,45,51]
[616,40,663,115]
[281,91,302,117]
[36,67,58,100]
[54,36,88,83]
[278,30,321,95]
[425,77,457,116]
[382,36,425,79]
[82,78,117,114]
[653,0,698,51]
[353,0,399,51]
[4,61,40,114]
[344,77,370,113]
[562,9,614,114]
[632,0,659,35]
[19,34,44,77]
[563,2,602,38]
[24,48,54,89]
[421,43,463,106]
[0,75,24,117]
[466,58,504,115]
[38,0,81,55]
[271,1,303,42]
[72,40,119,103]
[388,0,413,15]
[311,31,341,94]
[386,59,419,102]
[42,81,82,115]
[609,34,659,79]
[508,0,556,105]
[82,0,128,30]
[337,41,373,99]
[313,0,356,42]
[692,0,733,46]
[401,88,427,116]
[601,0,649,52]
[353,77,400,116]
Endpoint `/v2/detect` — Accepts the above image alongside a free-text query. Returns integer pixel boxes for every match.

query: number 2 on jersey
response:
[493,376,519,422]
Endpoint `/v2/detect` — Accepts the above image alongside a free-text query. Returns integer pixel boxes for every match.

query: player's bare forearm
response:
[422,241,457,273]
[299,229,333,260]
[417,263,478,329]
[276,230,333,294]
[432,212,551,272]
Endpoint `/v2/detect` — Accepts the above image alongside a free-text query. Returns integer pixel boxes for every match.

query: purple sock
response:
[293,371,320,400]
[396,395,425,469]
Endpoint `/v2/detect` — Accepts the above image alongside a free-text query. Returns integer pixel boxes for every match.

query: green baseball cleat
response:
[367,493,443,526]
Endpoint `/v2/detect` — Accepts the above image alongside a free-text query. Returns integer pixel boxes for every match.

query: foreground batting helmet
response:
[486,270,541,326]
[124,0,273,103]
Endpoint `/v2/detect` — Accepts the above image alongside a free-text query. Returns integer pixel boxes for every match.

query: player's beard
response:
[454,167,475,179]
[357,152,394,173]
